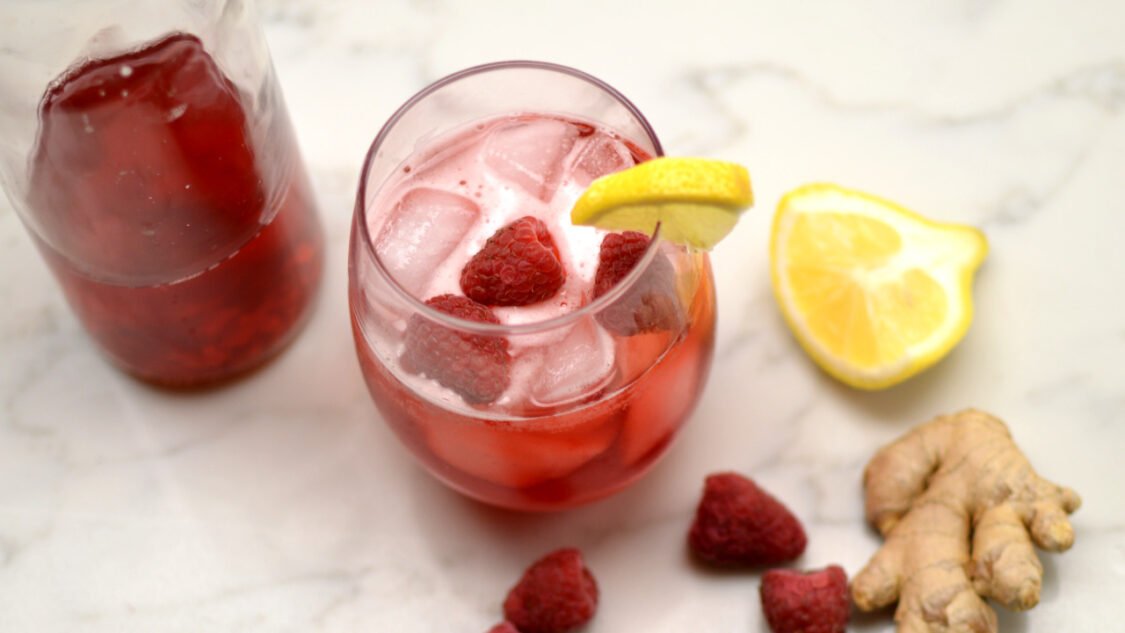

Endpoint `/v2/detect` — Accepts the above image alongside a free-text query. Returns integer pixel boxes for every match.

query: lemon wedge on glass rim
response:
[771,183,988,390]
[570,157,753,250]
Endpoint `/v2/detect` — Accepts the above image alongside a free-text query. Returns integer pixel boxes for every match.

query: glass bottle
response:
[0,0,324,386]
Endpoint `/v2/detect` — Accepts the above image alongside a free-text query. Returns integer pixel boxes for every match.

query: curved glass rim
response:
[353,60,667,336]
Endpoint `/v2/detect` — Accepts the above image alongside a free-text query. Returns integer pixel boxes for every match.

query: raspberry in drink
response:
[23,33,323,385]
[349,63,715,510]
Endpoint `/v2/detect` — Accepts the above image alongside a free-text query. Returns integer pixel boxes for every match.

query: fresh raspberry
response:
[593,231,682,335]
[503,548,598,633]
[401,294,510,404]
[593,231,650,295]
[759,566,850,633]
[461,216,566,306]
[688,472,807,566]
[486,623,521,633]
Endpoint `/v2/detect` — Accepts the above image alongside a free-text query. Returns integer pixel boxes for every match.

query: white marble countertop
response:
[2,0,1123,631]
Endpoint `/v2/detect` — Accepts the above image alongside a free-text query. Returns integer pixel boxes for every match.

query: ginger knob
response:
[852,409,1081,632]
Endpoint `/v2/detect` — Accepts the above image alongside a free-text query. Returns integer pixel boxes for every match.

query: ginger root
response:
[852,409,1081,633]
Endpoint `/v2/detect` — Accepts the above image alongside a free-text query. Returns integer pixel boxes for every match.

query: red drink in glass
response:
[349,63,715,510]
[23,33,323,385]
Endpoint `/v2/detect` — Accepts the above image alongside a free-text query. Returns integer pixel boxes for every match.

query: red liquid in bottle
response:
[26,33,323,385]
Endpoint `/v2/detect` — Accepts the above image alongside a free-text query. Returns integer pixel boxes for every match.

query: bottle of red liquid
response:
[0,4,323,386]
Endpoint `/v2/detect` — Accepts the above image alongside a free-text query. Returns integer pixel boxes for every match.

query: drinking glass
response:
[0,0,324,386]
[349,62,716,510]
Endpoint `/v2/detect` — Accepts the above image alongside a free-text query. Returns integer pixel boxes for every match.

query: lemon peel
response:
[570,157,752,250]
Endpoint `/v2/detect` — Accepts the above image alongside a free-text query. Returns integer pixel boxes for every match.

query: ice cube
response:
[375,187,479,296]
[570,133,636,187]
[421,407,618,489]
[483,118,579,201]
[530,317,616,407]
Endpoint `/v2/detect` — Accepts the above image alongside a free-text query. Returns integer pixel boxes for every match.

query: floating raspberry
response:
[401,294,510,404]
[760,566,850,633]
[503,548,598,633]
[688,472,807,566]
[593,231,682,335]
[486,623,521,633]
[461,216,566,306]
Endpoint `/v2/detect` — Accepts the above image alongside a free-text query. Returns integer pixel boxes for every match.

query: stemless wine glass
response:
[349,61,716,511]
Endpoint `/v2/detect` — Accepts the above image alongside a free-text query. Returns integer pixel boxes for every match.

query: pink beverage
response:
[349,63,716,510]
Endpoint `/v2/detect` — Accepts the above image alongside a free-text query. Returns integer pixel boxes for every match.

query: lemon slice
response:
[570,157,753,250]
[771,183,987,390]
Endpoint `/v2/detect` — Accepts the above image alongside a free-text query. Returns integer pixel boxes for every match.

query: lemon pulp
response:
[771,184,987,389]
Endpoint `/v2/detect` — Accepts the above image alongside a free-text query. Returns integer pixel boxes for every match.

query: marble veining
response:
[1,0,1123,631]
